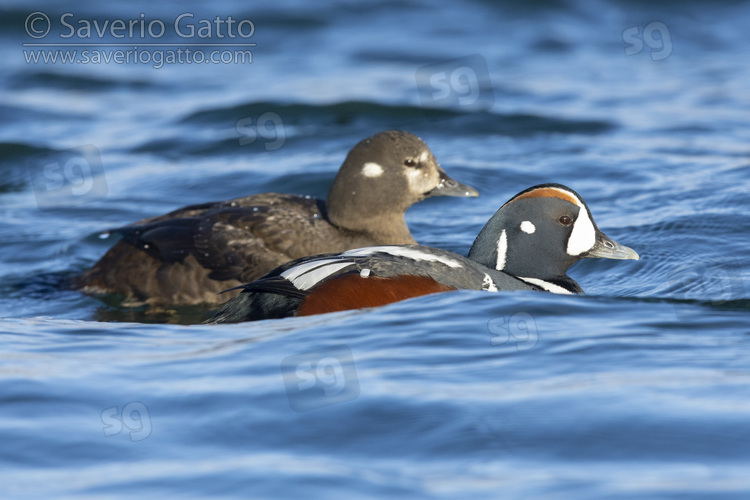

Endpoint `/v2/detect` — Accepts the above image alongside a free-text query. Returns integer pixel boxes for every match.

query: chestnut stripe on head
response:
[503,186,580,208]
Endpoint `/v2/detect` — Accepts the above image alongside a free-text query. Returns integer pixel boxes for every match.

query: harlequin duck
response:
[72,130,478,306]
[206,183,639,323]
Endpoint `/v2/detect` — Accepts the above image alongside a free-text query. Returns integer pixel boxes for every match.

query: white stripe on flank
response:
[342,246,463,268]
[518,277,573,295]
[281,259,355,290]
[496,230,507,271]
[482,274,498,292]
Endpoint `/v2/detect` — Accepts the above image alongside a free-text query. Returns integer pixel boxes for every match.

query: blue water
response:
[2,0,750,498]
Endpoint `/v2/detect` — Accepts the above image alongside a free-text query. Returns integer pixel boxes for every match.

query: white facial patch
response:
[496,230,507,271]
[343,246,463,268]
[518,277,574,295]
[566,205,596,256]
[520,221,536,234]
[527,187,595,256]
[419,150,430,163]
[361,162,384,178]
[405,167,426,192]
[281,259,355,290]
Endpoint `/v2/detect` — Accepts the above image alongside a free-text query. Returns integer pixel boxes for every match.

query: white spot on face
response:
[281,259,355,290]
[343,246,463,268]
[518,277,574,295]
[405,167,425,192]
[419,150,430,163]
[520,220,536,234]
[360,268,371,278]
[566,206,596,256]
[362,162,384,178]
[496,230,507,271]
[482,274,498,292]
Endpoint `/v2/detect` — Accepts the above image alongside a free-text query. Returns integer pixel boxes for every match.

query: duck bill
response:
[425,169,479,198]
[586,231,640,260]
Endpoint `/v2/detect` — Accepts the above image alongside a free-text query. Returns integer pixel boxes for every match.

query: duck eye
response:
[558,215,573,226]
[404,158,418,168]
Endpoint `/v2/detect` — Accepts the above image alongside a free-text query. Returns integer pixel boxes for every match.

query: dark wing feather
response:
[238,276,309,299]
[191,194,335,283]
[106,193,330,282]
[113,218,200,263]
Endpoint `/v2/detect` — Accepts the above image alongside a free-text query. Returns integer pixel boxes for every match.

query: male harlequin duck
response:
[206,183,639,323]
[72,130,478,306]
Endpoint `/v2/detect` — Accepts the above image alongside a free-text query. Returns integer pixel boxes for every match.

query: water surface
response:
[1,0,749,498]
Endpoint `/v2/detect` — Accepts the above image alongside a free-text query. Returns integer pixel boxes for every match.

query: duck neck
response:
[328,207,416,244]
